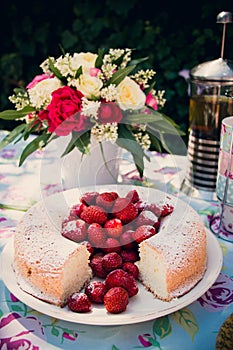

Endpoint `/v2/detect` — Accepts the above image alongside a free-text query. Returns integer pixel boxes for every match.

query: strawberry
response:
[104,287,129,314]
[136,210,159,227]
[69,203,86,218]
[119,230,137,250]
[80,205,108,225]
[134,200,147,213]
[96,192,116,210]
[102,252,123,271]
[133,225,156,243]
[85,281,107,304]
[160,203,174,217]
[90,252,108,278]
[122,262,139,279]
[68,292,92,313]
[104,218,123,238]
[109,192,119,200]
[81,240,95,255]
[61,219,86,243]
[120,249,139,263]
[113,199,138,224]
[105,269,138,297]
[87,223,107,248]
[102,237,121,253]
[126,189,140,203]
[80,191,99,206]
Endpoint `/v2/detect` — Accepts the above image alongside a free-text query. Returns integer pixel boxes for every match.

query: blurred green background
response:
[0,0,232,136]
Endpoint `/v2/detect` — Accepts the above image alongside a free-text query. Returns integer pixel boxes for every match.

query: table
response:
[0,130,233,350]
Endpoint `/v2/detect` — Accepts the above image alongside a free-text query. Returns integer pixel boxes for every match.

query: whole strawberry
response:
[68,292,92,313]
[90,252,108,278]
[85,281,107,304]
[119,230,137,250]
[105,269,138,297]
[122,262,139,279]
[96,192,116,210]
[80,191,99,206]
[102,237,121,253]
[113,199,138,224]
[80,205,108,225]
[136,210,159,227]
[104,218,123,238]
[126,189,140,203]
[87,223,106,248]
[102,252,123,271]
[61,219,86,243]
[104,287,129,314]
[133,225,156,243]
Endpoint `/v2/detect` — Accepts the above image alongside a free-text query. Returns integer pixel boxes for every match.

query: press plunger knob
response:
[216,11,233,59]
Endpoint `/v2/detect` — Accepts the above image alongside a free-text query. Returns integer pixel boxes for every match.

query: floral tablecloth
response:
[0,130,233,350]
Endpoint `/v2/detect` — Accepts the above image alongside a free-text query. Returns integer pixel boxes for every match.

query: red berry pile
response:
[62,189,174,314]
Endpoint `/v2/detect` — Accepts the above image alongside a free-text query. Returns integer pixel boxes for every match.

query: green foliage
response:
[0,0,232,136]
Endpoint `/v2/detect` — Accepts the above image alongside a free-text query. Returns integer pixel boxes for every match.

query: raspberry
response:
[119,230,137,250]
[136,210,159,227]
[133,225,156,243]
[104,218,123,238]
[102,252,123,271]
[113,200,138,224]
[126,189,140,203]
[96,192,116,210]
[68,292,92,313]
[61,219,86,243]
[85,281,107,303]
[90,252,108,278]
[102,237,121,253]
[80,191,99,206]
[80,205,108,225]
[87,223,107,248]
[122,262,139,279]
[120,249,139,263]
[105,269,138,297]
[104,287,129,314]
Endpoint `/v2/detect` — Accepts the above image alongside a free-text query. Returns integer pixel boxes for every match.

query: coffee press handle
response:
[217,11,232,59]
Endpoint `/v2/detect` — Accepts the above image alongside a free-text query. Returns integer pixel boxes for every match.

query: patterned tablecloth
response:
[0,130,233,350]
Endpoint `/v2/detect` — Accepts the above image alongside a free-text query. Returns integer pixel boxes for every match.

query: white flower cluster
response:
[91,122,118,143]
[131,69,156,89]
[134,131,151,151]
[81,97,100,119]
[154,89,166,108]
[9,90,29,110]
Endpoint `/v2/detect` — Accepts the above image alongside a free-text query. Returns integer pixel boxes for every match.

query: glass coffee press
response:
[181,11,233,201]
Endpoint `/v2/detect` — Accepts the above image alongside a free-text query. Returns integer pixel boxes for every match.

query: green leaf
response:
[116,124,148,177]
[74,66,83,79]
[129,56,149,66]
[0,106,35,120]
[153,316,172,339]
[0,124,27,149]
[62,131,91,157]
[19,133,51,166]
[48,57,65,81]
[124,110,164,124]
[107,65,136,86]
[171,308,199,341]
[95,48,105,68]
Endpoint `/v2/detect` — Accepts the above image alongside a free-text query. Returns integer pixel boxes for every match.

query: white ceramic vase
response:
[61,137,122,189]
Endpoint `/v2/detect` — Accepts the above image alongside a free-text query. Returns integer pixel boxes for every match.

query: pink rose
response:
[26,73,53,89]
[45,86,90,136]
[89,67,101,77]
[146,93,158,110]
[97,101,123,124]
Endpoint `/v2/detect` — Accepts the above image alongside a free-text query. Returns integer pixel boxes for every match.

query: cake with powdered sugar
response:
[13,186,207,308]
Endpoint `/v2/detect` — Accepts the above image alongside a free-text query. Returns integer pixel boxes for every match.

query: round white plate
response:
[1,185,223,325]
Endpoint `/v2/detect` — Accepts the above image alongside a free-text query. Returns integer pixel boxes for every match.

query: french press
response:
[181,11,233,201]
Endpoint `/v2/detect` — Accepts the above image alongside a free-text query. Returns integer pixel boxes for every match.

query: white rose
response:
[28,77,62,108]
[116,76,146,110]
[77,73,103,98]
[70,52,98,73]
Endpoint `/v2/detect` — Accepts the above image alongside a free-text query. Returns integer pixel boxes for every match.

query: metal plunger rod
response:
[217,11,232,59]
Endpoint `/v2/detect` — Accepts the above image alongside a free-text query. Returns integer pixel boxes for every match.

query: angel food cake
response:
[13,186,207,311]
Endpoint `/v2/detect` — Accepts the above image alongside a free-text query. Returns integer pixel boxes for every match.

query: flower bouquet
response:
[0,48,183,177]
